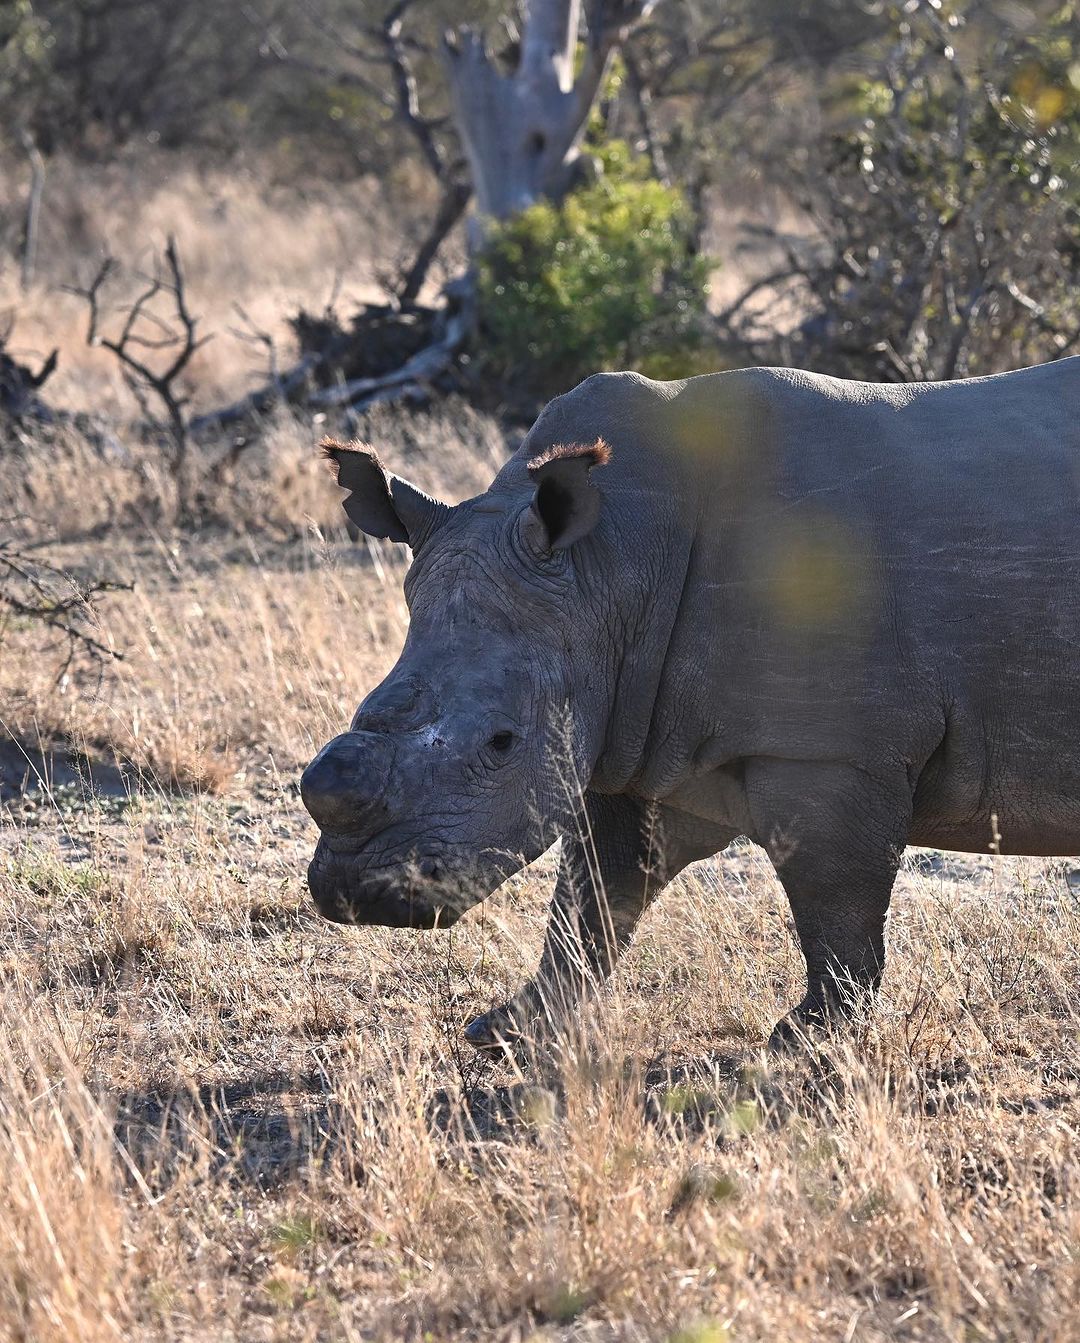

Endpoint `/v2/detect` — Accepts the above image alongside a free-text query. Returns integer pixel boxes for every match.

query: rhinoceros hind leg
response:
[746,757,913,1049]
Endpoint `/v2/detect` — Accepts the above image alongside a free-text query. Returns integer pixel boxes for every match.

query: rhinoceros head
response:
[302,435,612,929]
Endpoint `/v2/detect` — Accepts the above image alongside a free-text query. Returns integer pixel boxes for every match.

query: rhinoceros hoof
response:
[463,1006,526,1058]
[768,1016,818,1053]
[767,999,835,1053]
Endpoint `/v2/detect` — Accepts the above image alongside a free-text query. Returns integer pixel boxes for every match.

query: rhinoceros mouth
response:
[307,838,481,929]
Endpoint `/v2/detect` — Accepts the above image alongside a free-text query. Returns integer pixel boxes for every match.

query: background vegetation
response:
[0,2,1078,1340]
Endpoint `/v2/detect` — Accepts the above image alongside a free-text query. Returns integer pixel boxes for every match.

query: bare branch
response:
[19,129,45,291]
[585,0,664,51]
[0,536,130,667]
[381,0,448,180]
[622,46,669,184]
[281,0,451,183]
[228,303,280,384]
[576,0,666,113]
[65,238,209,481]
[398,179,472,307]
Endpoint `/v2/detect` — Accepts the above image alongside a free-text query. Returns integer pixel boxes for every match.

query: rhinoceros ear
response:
[320,438,449,547]
[525,438,611,552]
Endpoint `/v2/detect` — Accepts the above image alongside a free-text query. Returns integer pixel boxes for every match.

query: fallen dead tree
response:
[306,305,470,410]
[190,284,472,436]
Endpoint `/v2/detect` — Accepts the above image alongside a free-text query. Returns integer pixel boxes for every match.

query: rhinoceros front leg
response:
[745,758,913,1047]
[464,792,710,1058]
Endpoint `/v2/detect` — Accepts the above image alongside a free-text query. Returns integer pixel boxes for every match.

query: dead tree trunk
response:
[444,0,661,240]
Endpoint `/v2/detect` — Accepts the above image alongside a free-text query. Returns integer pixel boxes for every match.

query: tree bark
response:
[444,0,660,241]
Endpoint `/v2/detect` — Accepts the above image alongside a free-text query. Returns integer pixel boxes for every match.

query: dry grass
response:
[1,748,1076,1342]
[0,401,506,786]
[0,148,797,429]
[0,149,446,420]
[0,167,1076,1343]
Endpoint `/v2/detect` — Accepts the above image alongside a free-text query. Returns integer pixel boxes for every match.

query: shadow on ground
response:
[0,735,131,807]
[114,1069,339,1194]
[111,1046,763,1196]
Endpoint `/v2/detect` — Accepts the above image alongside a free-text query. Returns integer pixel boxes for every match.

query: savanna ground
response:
[1,160,1078,1343]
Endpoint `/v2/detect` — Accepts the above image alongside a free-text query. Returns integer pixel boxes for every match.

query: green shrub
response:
[475,141,714,398]
[727,1,1080,382]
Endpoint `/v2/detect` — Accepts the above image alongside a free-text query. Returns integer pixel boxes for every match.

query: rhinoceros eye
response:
[488,731,515,754]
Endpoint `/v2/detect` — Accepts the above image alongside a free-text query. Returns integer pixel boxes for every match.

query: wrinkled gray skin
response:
[303,358,1080,1049]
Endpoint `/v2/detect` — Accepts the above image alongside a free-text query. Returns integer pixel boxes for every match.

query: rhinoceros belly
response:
[908,683,1080,856]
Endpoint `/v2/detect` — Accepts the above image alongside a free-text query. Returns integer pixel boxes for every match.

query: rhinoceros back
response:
[608,358,1080,855]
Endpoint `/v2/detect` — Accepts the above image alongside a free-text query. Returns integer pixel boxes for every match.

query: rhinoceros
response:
[301,359,1080,1047]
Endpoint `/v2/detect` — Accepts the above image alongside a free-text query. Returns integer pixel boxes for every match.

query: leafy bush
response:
[720,1,1080,382]
[475,141,714,398]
